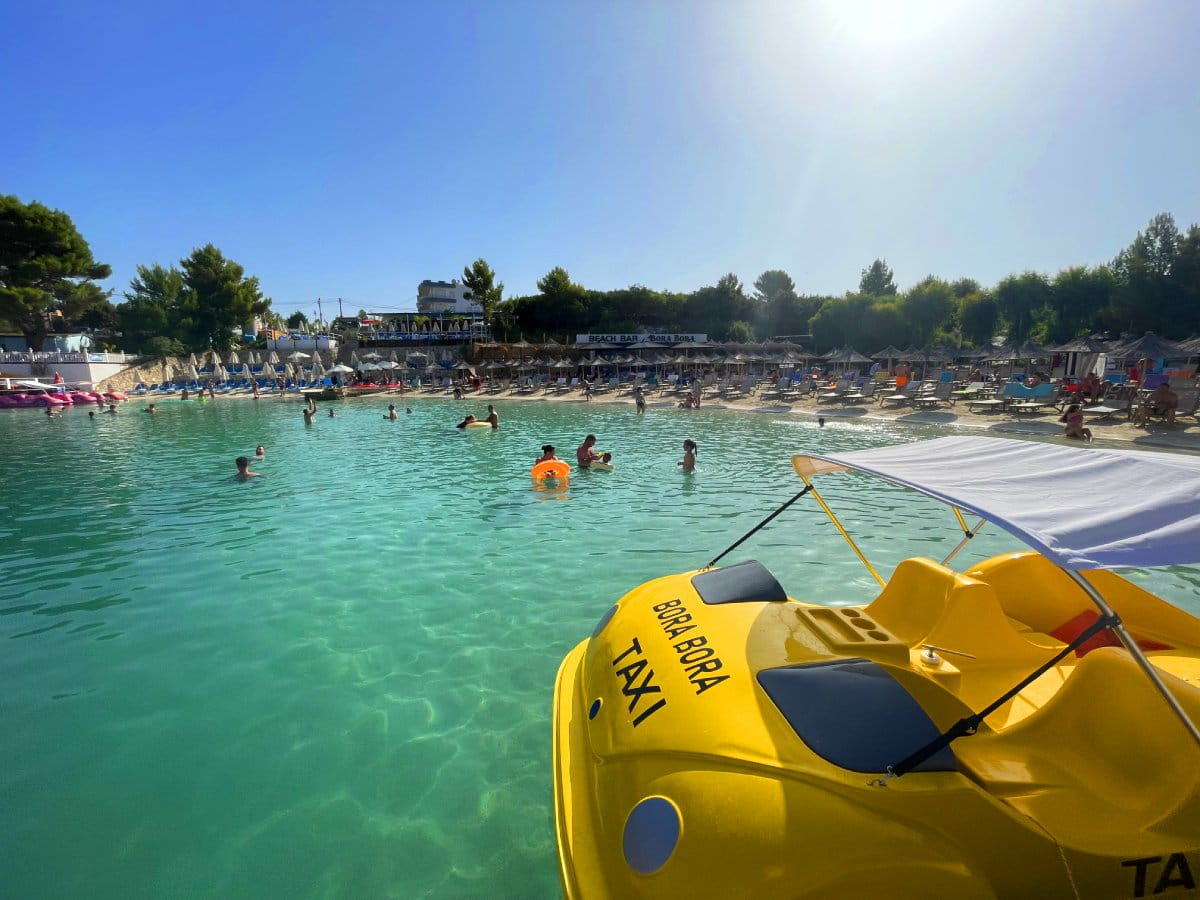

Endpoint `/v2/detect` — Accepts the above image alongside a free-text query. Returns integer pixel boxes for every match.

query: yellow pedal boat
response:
[553,436,1200,899]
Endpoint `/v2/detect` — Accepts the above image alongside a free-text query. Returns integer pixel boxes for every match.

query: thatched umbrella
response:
[1111,331,1185,361]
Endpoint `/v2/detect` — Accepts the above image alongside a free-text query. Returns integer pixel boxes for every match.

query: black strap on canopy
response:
[706,485,813,570]
[880,610,1120,782]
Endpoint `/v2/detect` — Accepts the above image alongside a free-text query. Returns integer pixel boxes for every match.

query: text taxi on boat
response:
[552,435,1200,899]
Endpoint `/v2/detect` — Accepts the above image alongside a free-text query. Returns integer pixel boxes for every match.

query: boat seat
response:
[867,558,1057,669]
[954,647,1200,856]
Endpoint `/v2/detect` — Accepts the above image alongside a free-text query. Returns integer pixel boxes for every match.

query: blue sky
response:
[3,0,1198,319]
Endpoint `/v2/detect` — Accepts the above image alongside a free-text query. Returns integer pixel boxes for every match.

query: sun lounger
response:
[878,381,920,408]
[911,382,955,409]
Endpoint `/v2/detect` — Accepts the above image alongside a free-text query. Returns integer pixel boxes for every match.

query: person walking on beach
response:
[484,404,499,428]
[234,456,262,481]
[678,439,697,473]
[385,404,397,420]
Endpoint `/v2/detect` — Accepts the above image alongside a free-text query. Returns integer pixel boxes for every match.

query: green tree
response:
[752,269,796,303]
[683,273,753,340]
[958,291,999,347]
[1047,266,1113,342]
[901,277,956,346]
[951,278,980,299]
[726,320,755,342]
[1108,213,1197,336]
[117,263,184,352]
[286,310,309,330]
[0,194,112,349]
[994,272,1051,344]
[859,259,898,296]
[462,258,505,324]
[178,244,269,350]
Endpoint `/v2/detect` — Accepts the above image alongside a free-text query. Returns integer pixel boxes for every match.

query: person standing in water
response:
[678,439,697,473]
[234,456,262,480]
[634,385,646,413]
[577,434,606,468]
[385,404,397,420]
[484,404,499,428]
[303,398,317,424]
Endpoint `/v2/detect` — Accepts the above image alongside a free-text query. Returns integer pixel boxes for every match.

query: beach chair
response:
[966,382,1019,413]
[951,381,987,402]
[878,381,919,408]
[911,381,956,410]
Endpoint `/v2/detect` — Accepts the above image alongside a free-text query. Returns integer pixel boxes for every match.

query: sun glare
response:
[817,0,975,47]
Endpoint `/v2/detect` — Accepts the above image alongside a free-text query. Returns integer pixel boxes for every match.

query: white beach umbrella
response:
[288,351,310,362]
[226,350,240,365]
[311,355,326,377]
[328,363,354,374]
[349,351,361,367]
[362,351,383,361]
[267,350,280,365]
[377,360,397,370]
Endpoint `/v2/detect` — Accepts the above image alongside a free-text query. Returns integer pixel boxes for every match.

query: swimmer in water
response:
[485,404,499,428]
[254,445,266,460]
[385,404,397,420]
[818,417,825,428]
[234,456,262,480]
[535,444,560,463]
[328,408,335,418]
[106,403,117,414]
[405,407,412,414]
[145,403,156,414]
[678,439,697,473]
[456,415,478,429]
[303,399,316,424]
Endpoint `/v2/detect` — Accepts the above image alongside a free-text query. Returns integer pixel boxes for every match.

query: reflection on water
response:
[0,398,1197,899]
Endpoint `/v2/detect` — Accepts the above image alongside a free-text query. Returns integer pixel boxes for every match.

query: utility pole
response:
[316,297,324,330]
[338,298,345,320]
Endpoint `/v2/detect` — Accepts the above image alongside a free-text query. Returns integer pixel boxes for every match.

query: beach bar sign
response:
[577,333,708,344]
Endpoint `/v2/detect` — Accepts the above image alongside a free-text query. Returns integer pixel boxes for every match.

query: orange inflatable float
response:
[532,460,571,480]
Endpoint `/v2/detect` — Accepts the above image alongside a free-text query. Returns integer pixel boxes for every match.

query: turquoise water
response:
[3,397,1199,899]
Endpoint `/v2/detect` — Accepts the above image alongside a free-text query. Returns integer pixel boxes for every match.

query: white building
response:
[416,279,482,315]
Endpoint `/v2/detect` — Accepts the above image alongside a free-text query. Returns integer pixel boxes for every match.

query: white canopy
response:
[792,436,1200,571]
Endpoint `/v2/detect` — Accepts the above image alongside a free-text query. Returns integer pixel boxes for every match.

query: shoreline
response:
[392,383,1200,454]
[83,382,1200,453]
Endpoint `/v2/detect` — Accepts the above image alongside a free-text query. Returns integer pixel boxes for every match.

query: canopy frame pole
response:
[940,516,988,568]
[1063,569,1200,750]
[800,475,886,589]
